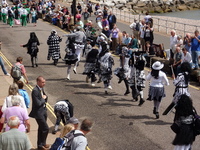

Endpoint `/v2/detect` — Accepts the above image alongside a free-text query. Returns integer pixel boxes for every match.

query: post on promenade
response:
[73,0,76,26]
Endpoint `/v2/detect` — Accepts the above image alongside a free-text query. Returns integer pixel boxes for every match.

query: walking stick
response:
[162,65,176,115]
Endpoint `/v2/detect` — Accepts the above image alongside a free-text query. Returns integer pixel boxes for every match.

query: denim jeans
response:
[191,51,200,69]
[0,56,8,75]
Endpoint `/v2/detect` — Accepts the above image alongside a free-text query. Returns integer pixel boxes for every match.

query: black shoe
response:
[118,79,122,84]
[153,107,156,114]
[124,91,130,95]
[97,79,102,83]
[138,99,145,106]
[35,64,38,67]
[105,91,108,95]
[32,65,34,67]
[155,112,159,119]
[52,130,57,134]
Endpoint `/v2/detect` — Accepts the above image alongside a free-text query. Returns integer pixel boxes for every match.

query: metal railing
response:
[111,7,199,37]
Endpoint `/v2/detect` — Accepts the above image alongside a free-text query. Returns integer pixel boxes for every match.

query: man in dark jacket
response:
[107,11,116,30]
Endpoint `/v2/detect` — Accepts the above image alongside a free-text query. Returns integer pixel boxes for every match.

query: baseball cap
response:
[68,117,79,124]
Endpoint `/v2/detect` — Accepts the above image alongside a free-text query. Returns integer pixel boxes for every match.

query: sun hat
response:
[152,61,164,70]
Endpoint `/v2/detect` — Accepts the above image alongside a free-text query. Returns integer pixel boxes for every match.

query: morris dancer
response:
[97,36,114,94]
[146,61,169,119]
[83,39,99,86]
[114,46,131,95]
[63,26,86,74]
[129,52,146,106]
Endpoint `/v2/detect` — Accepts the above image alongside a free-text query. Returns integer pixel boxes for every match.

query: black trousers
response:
[36,112,49,149]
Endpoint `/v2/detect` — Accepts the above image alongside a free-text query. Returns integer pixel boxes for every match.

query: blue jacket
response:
[19,89,30,108]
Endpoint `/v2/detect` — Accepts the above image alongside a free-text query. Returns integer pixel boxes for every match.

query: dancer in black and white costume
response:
[97,36,114,94]
[83,39,99,86]
[172,62,191,103]
[63,26,86,74]
[62,36,78,80]
[47,29,62,66]
[114,46,131,95]
[129,52,146,106]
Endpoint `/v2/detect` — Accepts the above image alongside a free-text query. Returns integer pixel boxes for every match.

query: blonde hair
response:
[8,83,19,95]
[60,123,75,138]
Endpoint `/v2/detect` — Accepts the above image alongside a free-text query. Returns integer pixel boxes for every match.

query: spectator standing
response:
[139,20,146,51]
[29,76,49,150]
[31,8,37,26]
[130,19,140,40]
[17,81,30,108]
[103,5,108,18]
[144,22,154,46]
[191,30,200,70]
[21,32,40,67]
[77,2,82,14]
[0,95,30,132]
[87,1,93,16]
[144,12,152,24]
[11,57,29,83]
[146,61,169,119]
[170,30,178,59]
[183,33,192,54]
[108,11,116,30]
[172,95,196,150]
[82,8,90,28]
[101,16,109,29]
[111,23,120,54]
[47,29,62,66]
[0,116,31,150]
[71,119,93,150]
[2,83,27,113]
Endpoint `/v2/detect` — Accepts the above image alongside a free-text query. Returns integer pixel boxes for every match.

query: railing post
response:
[158,18,160,32]
[166,20,168,34]
[184,24,186,36]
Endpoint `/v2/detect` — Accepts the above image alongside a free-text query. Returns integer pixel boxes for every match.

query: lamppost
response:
[73,0,76,26]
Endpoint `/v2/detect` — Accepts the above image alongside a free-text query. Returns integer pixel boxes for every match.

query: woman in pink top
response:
[0,95,30,132]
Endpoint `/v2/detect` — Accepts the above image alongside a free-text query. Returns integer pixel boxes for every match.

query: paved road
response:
[0,15,200,150]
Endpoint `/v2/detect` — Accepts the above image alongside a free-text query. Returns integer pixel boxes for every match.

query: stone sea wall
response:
[94,0,200,14]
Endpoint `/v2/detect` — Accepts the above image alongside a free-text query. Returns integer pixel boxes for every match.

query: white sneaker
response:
[67,74,70,80]
[91,83,95,87]
[86,76,89,83]
[107,85,112,90]
[5,73,10,76]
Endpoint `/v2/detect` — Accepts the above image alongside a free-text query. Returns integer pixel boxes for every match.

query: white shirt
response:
[170,35,178,53]
[1,7,8,14]
[139,24,145,38]
[2,95,27,113]
[181,52,192,63]
[20,8,28,16]
[146,71,169,87]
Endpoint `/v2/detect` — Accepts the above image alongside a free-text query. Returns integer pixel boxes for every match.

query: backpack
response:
[60,130,84,150]
[64,100,74,118]
[50,137,65,150]
[135,22,140,31]
[11,64,22,80]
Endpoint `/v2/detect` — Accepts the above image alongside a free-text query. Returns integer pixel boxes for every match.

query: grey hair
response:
[7,116,20,127]
[11,95,21,106]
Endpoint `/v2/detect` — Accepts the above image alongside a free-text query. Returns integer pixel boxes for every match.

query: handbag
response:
[170,122,180,134]
[193,108,200,136]
[14,19,20,25]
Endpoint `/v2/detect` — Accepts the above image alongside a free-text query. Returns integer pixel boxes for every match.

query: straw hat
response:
[152,61,164,70]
